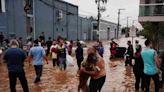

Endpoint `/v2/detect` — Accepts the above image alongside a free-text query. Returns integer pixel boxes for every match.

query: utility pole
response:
[126,16,131,37]
[126,17,128,37]
[117,8,125,39]
[97,1,100,41]
[130,20,137,47]
[52,0,55,39]
[95,0,107,41]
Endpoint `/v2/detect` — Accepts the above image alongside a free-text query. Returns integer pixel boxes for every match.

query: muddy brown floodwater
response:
[0,41,164,92]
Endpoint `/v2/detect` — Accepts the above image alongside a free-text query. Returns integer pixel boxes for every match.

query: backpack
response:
[51,47,57,53]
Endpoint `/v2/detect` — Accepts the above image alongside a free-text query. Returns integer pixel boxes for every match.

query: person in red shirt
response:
[68,40,73,55]
[110,39,118,58]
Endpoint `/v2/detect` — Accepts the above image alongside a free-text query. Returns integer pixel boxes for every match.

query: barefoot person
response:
[3,39,29,92]
[80,47,106,92]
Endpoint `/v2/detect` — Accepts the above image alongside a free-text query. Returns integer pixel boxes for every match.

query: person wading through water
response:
[3,39,29,92]
[133,45,145,91]
[80,47,106,92]
[29,39,48,83]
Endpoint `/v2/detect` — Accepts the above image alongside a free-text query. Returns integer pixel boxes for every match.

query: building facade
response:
[3,0,78,41]
[91,19,119,40]
[1,0,119,41]
[139,0,164,22]
[34,0,78,40]
[78,17,92,40]
[138,0,164,49]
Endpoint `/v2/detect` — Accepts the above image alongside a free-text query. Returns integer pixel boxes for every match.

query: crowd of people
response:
[1,32,164,92]
[0,33,76,92]
[95,39,164,92]
[1,33,107,92]
[123,39,164,92]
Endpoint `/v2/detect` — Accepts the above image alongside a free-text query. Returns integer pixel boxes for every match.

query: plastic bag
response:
[66,54,75,66]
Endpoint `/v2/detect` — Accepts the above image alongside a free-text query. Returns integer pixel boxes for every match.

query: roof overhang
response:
[139,16,164,23]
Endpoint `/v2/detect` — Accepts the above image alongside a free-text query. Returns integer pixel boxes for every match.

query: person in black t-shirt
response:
[39,32,45,42]
[125,41,134,66]
[0,32,4,45]
[75,42,84,70]
[46,37,52,56]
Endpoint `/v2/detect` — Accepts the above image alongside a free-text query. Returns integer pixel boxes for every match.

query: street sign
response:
[129,25,136,37]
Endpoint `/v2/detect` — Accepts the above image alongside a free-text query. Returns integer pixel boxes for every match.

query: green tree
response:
[141,22,164,50]
[121,27,130,37]
[122,27,140,37]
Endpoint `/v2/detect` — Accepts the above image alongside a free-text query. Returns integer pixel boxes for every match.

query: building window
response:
[0,0,1,12]
[145,0,150,4]
[107,27,110,39]
[0,0,2,12]
[107,27,110,31]
[56,28,58,32]
[56,10,63,21]
[93,23,98,30]
[62,28,64,32]
[0,0,5,12]
[23,0,33,14]
[107,27,110,34]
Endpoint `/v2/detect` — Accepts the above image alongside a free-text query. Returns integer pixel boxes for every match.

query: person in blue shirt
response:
[3,39,29,92]
[97,41,104,57]
[141,39,160,92]
[29,39,48,83]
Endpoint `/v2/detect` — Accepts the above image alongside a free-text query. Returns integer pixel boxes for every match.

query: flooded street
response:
[0,40,164,92]
[1,0,163,91]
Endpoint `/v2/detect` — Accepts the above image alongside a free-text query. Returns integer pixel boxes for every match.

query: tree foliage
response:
[141,22,164,50]
[121,27,130,37]
[122,27,140,37]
